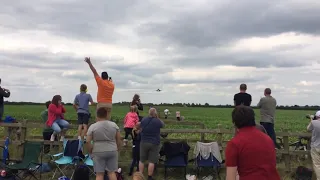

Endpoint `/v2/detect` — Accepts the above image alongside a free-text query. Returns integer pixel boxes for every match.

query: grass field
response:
[0,105,316,179]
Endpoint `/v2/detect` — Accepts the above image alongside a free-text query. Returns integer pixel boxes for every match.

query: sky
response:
[1,0,320,106]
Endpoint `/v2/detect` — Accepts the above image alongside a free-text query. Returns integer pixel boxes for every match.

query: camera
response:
[306,114,316,120]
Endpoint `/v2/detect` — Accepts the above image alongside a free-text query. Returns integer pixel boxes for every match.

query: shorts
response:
[96,103,112,120]
[140,142,160,164]
[77,113,90,125]
[92,151,118,173]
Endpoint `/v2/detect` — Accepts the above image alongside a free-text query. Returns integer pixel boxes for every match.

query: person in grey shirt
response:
[307,110,320,179]
[73,84,95,141]
[257,88,280,149]
[86,107,122,180]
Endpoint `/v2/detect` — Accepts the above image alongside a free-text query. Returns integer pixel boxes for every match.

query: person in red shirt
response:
[46,95,70,141]
[225,105,280,180]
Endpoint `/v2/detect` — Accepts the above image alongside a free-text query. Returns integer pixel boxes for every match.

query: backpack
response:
[73,165,90,180]
[295,166,312,180]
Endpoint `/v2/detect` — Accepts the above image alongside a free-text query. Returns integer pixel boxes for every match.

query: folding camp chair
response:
[0,137,10,165]
[159,141,190,179]
[50,139,84,180]
[6,141,43,180]
[194,142,223,179]
[84,154,95,176]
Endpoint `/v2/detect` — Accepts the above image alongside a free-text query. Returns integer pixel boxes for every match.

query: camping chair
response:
[193,142,223,179]
[50,139,84,180]
[0,137,10,165]
[84,154,95,176]
[6,141,43,180]
[159,141,190,179]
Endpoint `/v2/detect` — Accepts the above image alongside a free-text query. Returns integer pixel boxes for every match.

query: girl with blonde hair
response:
[123,105,139,146]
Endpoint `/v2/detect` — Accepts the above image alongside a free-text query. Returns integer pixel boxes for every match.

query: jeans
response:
[51,119,70,133]
[260,122,281,149]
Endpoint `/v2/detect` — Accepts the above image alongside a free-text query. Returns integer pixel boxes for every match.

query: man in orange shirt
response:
[85,57,115,120]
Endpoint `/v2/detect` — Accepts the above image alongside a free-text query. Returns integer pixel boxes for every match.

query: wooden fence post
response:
[283,127,291,172]
[200,123,205,142]
[217,124,223,148]
[17,120,27,160]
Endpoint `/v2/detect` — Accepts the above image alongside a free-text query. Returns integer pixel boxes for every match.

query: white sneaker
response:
[60,136,65,142]
[50,134,55,141]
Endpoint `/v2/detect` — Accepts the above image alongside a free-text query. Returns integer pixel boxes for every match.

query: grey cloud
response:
[137,0,320,48]
[1,0,151,42]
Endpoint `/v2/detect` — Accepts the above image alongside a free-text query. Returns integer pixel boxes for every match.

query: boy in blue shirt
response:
[73,84,94,141]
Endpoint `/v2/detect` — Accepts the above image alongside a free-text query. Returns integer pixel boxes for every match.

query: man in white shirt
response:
[164,109,170,119]
[307,110,320,179]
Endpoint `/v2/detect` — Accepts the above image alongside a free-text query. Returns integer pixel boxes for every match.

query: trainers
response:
[60,136,65,142]
[50,134,55,141]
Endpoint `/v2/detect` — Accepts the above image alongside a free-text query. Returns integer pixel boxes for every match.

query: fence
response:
[0,120,312,172]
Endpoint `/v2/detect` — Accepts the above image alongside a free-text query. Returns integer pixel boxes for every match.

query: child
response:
[73,84,94,142]
[129,123,141,176]
[123,105,139,146]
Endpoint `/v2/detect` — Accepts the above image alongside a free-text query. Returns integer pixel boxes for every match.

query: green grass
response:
[0,105,315,179]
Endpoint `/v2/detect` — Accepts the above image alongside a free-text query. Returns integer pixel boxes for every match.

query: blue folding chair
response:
[160,142,190,179]
[0,137,10,165]
[50,139,84,179]
[194,142,223,179]
[84,154,95,175]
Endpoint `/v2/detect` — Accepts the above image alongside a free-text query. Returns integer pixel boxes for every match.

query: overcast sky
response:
[1,0,320,106]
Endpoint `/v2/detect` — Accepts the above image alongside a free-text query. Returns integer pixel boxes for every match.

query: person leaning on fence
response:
[41,100,57,152]
[46,95,70,142]
[225,105,280,180]
[86,107,122,180]
[123,105,139,146]
[84,57,115,120]
[139,108,164,180]
[257,88,280,149]
[307,110,320,179]
[73,84,95,142]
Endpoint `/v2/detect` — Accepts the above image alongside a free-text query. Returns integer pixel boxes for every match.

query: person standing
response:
[233,84,252,106]
[139,108,164,180]
[307,110,320,179]
[225,106,280,180]
[257,88,280,149]
[0,78,10,120]
[86,107,122,180]
[84,57,115,120]
[73,84,95,141]
[164,109,169,119]
[130,94,143,116]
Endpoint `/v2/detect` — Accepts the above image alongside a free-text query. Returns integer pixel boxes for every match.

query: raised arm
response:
[84,57,99,77]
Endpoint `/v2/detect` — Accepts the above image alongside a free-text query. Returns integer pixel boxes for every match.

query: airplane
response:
[156,89,161,92]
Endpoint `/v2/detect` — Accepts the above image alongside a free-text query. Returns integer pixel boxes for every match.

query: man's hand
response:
[84,57,91,64]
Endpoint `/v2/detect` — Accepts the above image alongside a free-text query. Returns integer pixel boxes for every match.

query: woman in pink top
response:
[123,105,139,146]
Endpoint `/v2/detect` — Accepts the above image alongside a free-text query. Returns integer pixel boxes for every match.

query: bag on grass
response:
[295,166,312,180]
[73,165,90,180]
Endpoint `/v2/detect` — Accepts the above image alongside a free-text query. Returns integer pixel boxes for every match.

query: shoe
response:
[60,136,65,142]
[50,134,55,141]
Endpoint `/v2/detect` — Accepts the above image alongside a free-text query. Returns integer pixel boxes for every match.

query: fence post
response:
[283,127,291,172]
[17,120,27,160]
[217,124,223,148]
[200,123,205,142]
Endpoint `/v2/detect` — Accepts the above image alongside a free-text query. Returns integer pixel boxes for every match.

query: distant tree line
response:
[4,101,320,110]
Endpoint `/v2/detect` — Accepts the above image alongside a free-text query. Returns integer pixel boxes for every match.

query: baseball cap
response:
[316,111,320,117]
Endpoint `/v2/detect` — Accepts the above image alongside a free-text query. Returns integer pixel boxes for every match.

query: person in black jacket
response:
[130,94,144,120]
[0,78,11,121]
[129,123,141,176]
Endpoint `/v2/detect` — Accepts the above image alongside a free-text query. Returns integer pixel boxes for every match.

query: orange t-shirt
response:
[95,75,115,103]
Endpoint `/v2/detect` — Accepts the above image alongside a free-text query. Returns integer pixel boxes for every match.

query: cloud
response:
[1,0,320,105]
